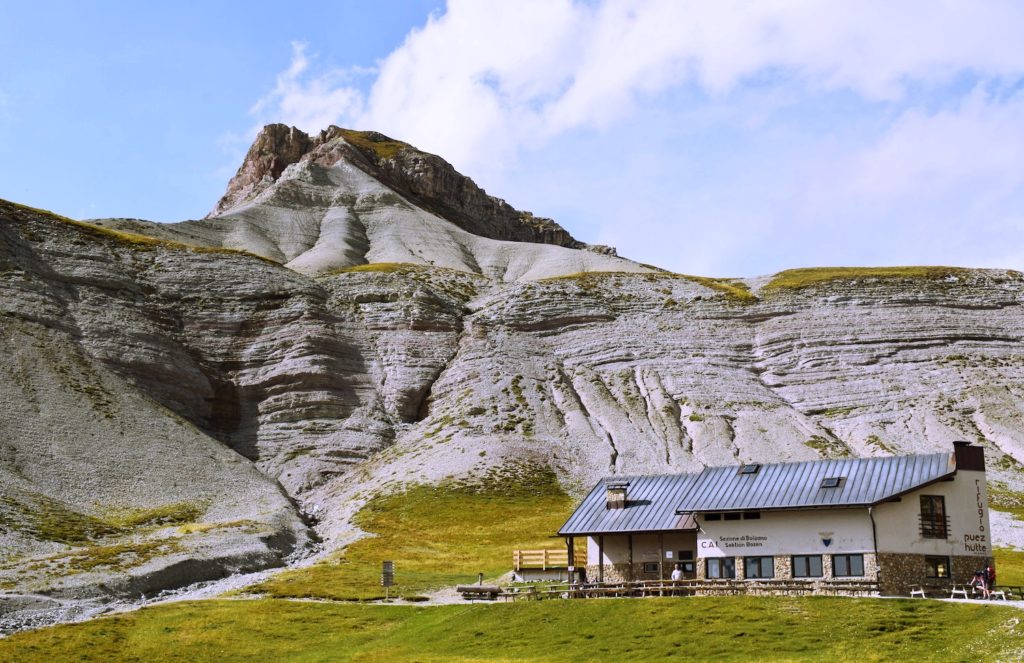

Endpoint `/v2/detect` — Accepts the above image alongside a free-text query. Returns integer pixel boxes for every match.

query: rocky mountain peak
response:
[209,124,604,252]
[209,124,312,216]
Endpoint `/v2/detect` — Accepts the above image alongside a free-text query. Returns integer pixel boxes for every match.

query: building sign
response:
[700,534,768,554]
[963,479,988,555]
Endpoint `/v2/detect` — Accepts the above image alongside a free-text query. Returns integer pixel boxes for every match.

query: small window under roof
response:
[738,464,761,475]
[821,476,844,489]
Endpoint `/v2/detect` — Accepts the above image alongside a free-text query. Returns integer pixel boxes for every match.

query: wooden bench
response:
[949,585,969,599]
[457,585,501,601]
[909,585,927,599]
[500,586,539,602]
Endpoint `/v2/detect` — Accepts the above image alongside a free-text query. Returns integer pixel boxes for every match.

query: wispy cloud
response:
[246,0,1024,274]
[250,42,368,134]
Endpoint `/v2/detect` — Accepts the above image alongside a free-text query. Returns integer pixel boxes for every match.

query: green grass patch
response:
[994,548,1024,586]
[866,434,897,455]
[763,266,971,292]
[803,435,851,458]
[251,464,573,600]
[539,271,757,303]
[0,495,202,545]
[337,129,410,160]
[987,484,1024,521]
[679,275,757,303]
[0,198,278,264]
[325,262,428,274]
[3,596,1022,662]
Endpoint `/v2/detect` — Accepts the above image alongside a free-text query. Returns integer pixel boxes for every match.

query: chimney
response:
[606,480,629,509]
[952,440,985,472]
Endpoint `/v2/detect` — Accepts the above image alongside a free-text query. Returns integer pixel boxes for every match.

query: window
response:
[792,555,823,578]
[704,513,722,521]
[744,556,774,579]
[832,554,864,577]
[739,464,761,475]
[706,557,736,579]
[820,477,843,489]
[920,495,948,539]
[678,550,694,561]
[743,512,761,520]
[724,513,742,521]
[925,556,950,579]
[642,562,660,574]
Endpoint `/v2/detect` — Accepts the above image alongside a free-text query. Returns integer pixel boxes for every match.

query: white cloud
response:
[250,42,366,134]
[843,86,1024,198]
[246,1,1024,274]
[254,1,1024,173]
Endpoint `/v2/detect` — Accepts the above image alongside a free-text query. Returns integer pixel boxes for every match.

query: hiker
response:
[670,563,683,581]
[970,569,990,599]
[986,565,996,595]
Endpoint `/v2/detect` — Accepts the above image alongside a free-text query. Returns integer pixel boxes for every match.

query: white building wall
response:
[697,509,874,557]
[873,469,991,556]
[586,531,697,566]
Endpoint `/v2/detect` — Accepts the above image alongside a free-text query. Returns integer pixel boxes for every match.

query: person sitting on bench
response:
[969,570,990,599]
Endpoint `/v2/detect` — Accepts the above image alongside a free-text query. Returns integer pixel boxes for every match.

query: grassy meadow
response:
[1,596,1021,662]
[251,464,578,600]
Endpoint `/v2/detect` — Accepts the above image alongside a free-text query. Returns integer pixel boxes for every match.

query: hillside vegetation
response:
[252,464,575,600]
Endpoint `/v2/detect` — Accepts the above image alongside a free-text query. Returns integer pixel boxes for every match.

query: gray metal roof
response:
[558,474,702,535]
[558,452,956,536]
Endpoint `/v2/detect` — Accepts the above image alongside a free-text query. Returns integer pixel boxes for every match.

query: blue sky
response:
[2,1,1023,277]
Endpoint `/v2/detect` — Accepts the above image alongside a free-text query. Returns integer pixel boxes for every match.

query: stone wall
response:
[877,553,992,596]
[585,562,665,583]
[696,553,879,585]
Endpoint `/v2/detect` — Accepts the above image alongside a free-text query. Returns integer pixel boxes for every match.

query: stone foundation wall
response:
[774,555,792,579]
[877,553,992,596]
[585,562,665,583]
[695,553,879,583]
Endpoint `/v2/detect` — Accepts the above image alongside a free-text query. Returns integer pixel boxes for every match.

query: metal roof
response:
[558,452,956,536]
[675,452,955,513]
[558,473,702,535]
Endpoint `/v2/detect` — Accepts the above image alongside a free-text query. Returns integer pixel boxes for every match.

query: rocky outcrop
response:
[208,124,588,250]
[94,126,640,281]
[210,124,312,216]
[0,201,313,613]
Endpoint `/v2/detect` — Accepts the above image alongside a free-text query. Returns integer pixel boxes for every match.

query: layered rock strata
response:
[3,125,1024,617]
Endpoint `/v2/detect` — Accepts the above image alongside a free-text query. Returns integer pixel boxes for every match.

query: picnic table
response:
[456,584,501,600]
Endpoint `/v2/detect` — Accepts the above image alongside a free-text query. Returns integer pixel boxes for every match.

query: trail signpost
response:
[381,560,395,600]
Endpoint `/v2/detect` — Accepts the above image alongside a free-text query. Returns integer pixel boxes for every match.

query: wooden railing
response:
[513,549,571,570]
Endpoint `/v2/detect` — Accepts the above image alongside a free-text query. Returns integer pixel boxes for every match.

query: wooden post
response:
[628,534,634,581]
[659,533,665,580]
[566,536,574,583]
[599,535,605,583]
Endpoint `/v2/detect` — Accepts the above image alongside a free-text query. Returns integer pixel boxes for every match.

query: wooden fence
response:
[513,549,571,570]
